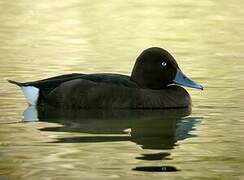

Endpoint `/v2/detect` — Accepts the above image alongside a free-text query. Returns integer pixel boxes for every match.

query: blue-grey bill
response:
[173,69,203,90]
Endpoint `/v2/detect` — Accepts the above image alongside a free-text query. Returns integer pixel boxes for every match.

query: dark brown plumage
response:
[44,78,190,108]
[8,47,202,109]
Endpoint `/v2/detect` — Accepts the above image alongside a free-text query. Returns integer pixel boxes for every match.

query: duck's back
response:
[43,76,191,109]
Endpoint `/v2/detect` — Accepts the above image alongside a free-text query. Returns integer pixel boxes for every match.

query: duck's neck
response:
[130,71,169,90]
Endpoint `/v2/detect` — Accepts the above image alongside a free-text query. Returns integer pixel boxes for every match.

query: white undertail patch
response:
[23,106,39,122]
[21,86,39,106]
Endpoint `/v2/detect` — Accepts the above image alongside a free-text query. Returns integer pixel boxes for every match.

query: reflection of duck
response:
[24,106,199,147]
[9,47,202,109]
[24,106,201,172]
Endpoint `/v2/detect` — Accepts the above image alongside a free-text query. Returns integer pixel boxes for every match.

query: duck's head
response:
[131,47,203,90]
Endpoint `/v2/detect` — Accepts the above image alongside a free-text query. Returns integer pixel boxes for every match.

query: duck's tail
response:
[8,80,39,106]
[8,80,23,87]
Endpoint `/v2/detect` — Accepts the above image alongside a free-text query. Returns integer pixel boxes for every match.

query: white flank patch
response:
[21,86,39,106]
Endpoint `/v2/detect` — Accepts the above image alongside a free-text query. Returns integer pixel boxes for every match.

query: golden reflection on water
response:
[0,0,244,179]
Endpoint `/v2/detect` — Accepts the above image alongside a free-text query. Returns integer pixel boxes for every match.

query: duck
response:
[8,47,203,109]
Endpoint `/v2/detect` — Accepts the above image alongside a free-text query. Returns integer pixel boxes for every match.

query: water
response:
[0,0,244,179]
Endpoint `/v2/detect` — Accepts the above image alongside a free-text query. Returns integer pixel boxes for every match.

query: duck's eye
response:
[161,61,167,67]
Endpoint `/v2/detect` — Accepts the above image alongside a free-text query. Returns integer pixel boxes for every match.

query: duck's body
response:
[9,47,202,109]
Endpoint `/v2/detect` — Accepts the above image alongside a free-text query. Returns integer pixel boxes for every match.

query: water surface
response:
[0,0,244,179]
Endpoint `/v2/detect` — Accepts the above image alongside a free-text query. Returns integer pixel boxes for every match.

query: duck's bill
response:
[173,69,203,90]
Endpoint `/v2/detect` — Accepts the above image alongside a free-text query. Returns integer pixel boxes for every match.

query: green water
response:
[0,0,244,179]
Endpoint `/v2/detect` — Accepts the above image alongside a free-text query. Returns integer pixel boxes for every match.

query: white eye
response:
[161,61,167,67]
